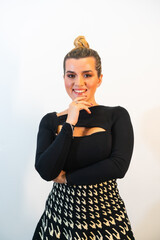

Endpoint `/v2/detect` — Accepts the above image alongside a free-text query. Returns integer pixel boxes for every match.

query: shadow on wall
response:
[135,106,160,240]
[141,106,160,160]
[135,200,160,240]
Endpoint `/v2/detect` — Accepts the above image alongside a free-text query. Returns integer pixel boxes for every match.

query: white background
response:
[0,0,160,239]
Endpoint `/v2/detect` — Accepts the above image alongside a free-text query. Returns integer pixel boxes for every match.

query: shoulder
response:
[114,106,130,117]
[56,109,68,117]
[111,106,132,127]
[101,105,130,116]
[39,112,58,131]
[101,105,131,123]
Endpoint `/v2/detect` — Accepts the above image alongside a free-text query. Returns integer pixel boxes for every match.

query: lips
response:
[73,89,87,93]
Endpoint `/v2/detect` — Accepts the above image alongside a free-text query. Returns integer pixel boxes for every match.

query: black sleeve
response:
[35,113,73,181]
[66,107,134,185]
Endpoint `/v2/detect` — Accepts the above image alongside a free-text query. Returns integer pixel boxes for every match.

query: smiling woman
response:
[64,57,102,105]
[32,36,135,239]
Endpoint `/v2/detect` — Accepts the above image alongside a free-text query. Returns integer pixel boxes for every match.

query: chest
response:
[56,125,106,137]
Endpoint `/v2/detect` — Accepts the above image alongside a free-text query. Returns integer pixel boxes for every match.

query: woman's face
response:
[64,57,103,104]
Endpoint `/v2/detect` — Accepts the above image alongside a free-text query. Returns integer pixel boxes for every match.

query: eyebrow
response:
[66,70,93,74]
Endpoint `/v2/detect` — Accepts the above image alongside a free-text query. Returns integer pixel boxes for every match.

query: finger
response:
[73,100,93,105]
[82,106,92,114]
[74,101,92,106]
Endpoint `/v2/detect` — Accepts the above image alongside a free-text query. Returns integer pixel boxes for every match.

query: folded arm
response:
[35,113,73,181]
[66,107,134,185]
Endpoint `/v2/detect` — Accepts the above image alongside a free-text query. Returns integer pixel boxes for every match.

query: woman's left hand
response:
[53,170,67,184]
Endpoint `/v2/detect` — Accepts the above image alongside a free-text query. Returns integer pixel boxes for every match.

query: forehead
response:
[65,57,96,72]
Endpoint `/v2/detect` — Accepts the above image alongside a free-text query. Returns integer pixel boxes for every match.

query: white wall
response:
[0,0,160,239]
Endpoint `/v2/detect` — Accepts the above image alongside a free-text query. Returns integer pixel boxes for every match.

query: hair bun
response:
[74,36,89,48]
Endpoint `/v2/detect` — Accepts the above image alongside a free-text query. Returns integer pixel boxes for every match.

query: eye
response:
[84,74,92,78]
[67,74,75,79]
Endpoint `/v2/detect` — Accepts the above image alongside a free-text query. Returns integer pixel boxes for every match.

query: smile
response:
[73,89,87,93]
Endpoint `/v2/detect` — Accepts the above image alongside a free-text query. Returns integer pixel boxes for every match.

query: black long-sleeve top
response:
[35,105,134,185]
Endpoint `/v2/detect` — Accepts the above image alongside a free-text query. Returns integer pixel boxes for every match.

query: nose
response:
[75,75,85,86]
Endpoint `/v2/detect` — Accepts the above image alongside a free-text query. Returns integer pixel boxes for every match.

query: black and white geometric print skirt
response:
[32,179,135,240]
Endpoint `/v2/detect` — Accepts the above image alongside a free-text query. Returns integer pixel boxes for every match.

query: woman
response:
[32,36,135,239]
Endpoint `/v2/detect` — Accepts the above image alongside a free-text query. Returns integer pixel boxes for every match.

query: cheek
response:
[64,80,72,89]
[87,81,98,90]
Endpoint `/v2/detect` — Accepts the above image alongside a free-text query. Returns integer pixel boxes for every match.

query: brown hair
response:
[63,36,102,77]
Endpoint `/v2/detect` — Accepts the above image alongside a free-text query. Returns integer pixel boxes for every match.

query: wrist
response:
[66,122,75,133]
[66,120,76,126]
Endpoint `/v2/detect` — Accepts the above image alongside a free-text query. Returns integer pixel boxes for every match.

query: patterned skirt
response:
[32,179,135,240]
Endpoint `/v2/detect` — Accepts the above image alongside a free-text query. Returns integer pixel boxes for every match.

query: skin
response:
[53,57,103,184]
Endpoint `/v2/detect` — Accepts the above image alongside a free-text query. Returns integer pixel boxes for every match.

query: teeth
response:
[74,90,86,93]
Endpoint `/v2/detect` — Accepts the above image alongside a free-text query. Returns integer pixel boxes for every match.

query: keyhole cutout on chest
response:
[56,125,106,137]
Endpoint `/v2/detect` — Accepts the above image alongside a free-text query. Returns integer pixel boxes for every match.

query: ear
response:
[97,74,103,87]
